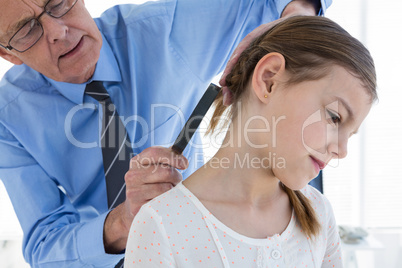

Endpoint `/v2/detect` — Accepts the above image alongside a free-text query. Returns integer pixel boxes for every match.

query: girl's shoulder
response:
[147,181,188,203]
[142,182,200,216]
[300,185,334,218]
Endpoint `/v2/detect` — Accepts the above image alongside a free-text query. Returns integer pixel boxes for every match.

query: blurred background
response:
[1,0,401,267]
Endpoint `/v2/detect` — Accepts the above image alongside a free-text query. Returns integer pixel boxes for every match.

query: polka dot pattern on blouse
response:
[125,183,342,267]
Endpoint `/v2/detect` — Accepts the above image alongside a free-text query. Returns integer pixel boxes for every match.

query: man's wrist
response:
[103,205,129,254]
[281,0,320,18]
[301,0,321,15]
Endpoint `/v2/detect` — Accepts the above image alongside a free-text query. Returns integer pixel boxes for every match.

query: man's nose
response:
[41,15,68,44]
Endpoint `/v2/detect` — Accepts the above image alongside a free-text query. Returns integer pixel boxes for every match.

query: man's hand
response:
[219,0,318,106]
[103,146,188,253]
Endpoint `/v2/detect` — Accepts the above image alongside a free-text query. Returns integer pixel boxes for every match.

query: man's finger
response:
[219,53,239,87]
[125,164,183,186]
[126,182,176,204]
[222,86,233,106]
[130,146,189,170]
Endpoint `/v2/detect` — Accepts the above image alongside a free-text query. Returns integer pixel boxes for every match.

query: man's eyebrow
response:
[8,17,34,35]
[7,0,47,36]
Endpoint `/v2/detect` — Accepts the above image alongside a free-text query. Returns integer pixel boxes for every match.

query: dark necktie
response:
[85,81,132,210]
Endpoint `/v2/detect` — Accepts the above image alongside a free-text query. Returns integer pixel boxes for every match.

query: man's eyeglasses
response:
[0,0,78,53]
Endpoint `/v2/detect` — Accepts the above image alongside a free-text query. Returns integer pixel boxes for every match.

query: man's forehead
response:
[0,0,46,37]
[18,0,46,7]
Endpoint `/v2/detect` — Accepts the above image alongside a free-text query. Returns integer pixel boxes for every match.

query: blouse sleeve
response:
[321,196,344,267]
[125,205,176,267]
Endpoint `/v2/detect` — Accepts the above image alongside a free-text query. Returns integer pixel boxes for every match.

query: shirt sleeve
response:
[321,195,343,267]
[0,125,123,268]
[168,0,291,83]
[320,0,333,15]
[167,0,332,83]
[125,205,176,267]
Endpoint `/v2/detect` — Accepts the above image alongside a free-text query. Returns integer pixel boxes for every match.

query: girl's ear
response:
[0,48,24,65]
[251,52,286,103]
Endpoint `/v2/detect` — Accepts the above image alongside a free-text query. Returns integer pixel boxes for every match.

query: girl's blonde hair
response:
[209,16,377,238]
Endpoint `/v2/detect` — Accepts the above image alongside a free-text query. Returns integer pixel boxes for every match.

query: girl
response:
[125,16,377,268]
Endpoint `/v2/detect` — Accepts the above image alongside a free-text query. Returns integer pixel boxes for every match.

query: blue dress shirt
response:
[0,0,331,267]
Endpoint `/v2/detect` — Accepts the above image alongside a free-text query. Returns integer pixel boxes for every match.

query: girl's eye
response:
[327,110,341,125]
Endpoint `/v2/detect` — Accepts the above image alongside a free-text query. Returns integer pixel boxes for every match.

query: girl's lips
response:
[310,156,325,174]
[310,156,326,171]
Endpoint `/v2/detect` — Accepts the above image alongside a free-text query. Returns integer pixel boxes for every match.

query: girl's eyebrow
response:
[337,96,354,121]
[337,96,360,135]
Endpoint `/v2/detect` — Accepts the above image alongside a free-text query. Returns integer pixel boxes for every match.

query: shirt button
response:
[271,249,281,260]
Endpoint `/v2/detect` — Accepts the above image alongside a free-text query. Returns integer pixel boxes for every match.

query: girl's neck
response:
[211,147,281,204]
[183,113,293,238]
[185,105,286,205]
[183,144,292,238]
[185,141,284,209]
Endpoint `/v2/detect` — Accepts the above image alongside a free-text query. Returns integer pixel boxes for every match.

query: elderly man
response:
[0,0,329,267]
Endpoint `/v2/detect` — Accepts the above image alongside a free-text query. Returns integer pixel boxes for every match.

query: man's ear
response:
[0,48,24,65]
[251,52,286,103]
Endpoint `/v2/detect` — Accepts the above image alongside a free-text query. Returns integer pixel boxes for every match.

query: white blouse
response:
[125,182,343,267]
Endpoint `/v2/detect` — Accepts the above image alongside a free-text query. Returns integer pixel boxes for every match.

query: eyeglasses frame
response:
[0,0,78,53]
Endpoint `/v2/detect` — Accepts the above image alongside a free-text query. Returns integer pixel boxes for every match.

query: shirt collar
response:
[46,33,122,104]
